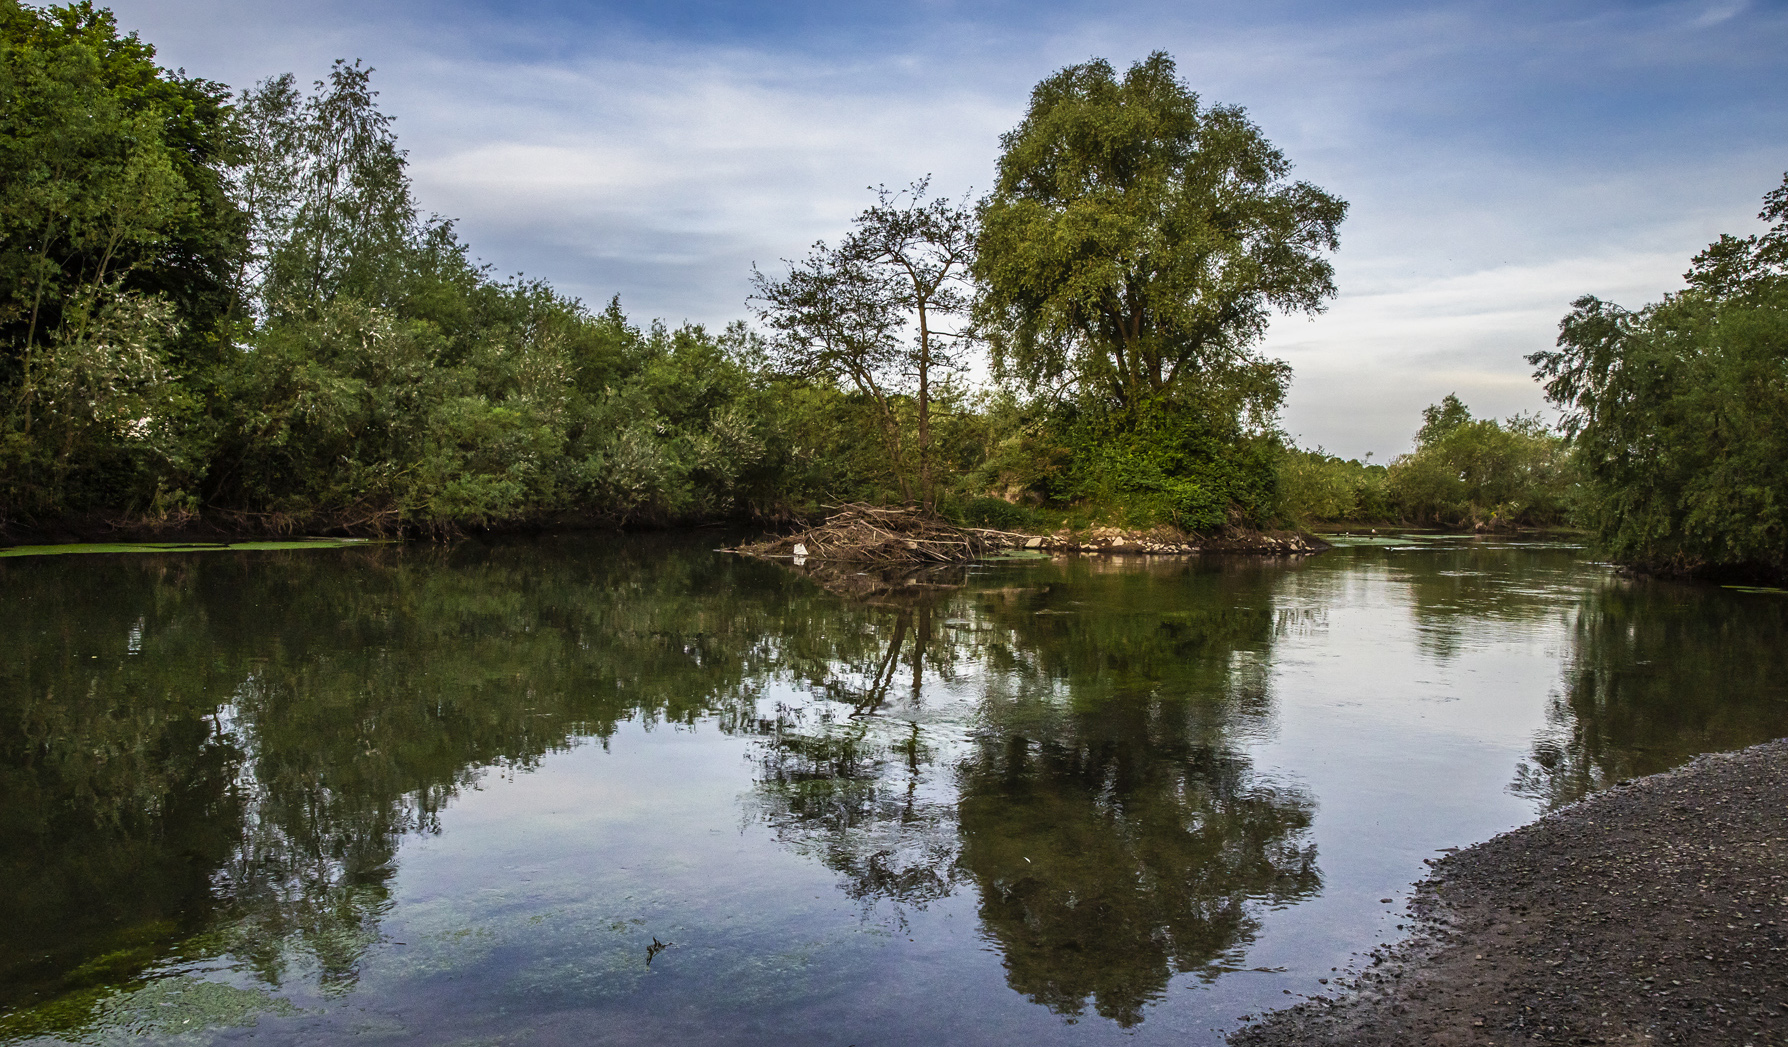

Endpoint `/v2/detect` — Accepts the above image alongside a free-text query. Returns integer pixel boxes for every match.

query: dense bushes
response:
[1385,396,1574,528]
[1050,398,1281,530]
[0,1,238,518]
[1531,175,1788,577]
[1275,451,1392,524]
[1276,396,1574,529]
[0,10,824,532]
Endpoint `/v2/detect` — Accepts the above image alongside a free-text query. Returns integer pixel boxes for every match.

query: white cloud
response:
[1691,0,1751,29]
[1266,250,1688,456]
[385,44,1014,320]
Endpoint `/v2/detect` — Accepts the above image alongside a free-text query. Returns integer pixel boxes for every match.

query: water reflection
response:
[2,537,1785,1043]
[963,562,1319,1030]
[1514,580,1788,808]
[747,561,1321,1026]
[0,539,814,1033]
[957,704,1318,1027]
[1384,542,1585,660]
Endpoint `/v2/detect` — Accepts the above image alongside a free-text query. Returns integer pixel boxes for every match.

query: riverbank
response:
[735,505,1329,565]
[0,511,651,548]
[984,522,1328,555]
[3,510,1326,556]
[1231,738,1788,1047]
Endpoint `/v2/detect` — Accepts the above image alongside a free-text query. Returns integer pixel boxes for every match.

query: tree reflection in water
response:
[1513,578,1788,809]
[746,558,1323,1026]
[0,537,810,1030]
[30,542,1774,1037]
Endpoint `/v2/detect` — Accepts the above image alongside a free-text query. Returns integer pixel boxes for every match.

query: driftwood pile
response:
[735,504,988,564]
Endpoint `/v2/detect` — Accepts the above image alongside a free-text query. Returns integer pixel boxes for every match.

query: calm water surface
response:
[3,535,1786,1045]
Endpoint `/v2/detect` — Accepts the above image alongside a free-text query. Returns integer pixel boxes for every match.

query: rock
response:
[1024,537,1044,549]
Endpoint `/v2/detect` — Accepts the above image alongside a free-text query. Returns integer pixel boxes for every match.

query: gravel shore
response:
[1231,738,1788,1046]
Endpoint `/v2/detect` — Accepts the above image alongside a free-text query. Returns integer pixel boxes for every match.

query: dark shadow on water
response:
[1513,577,1788,809]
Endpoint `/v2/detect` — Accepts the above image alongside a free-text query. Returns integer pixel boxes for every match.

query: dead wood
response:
[732,503,989,564]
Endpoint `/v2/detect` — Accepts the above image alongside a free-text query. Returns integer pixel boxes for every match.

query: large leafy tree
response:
[974,51,1345,417]
[0,1,241,368]
[231,60,416,316]
[1530,173,1788,576]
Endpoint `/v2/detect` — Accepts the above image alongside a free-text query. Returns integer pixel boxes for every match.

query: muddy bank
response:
[1232,739,1788,1047]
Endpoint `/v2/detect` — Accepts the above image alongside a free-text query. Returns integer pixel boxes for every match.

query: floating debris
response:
[732,504,987,565]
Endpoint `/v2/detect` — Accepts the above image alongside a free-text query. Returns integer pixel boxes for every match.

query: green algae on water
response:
[0,539,389,558]
[0,975,302,1043]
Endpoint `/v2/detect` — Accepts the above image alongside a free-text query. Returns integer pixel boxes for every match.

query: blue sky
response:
[107,0,1788,456]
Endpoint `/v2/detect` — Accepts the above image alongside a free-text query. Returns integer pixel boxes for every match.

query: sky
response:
[104,0,1788,458]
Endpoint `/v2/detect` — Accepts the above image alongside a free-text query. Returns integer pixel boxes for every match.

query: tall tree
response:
[974,51,1345,419]
[233,60,416,317]
[751,230,911,502]
[751,180,976,508]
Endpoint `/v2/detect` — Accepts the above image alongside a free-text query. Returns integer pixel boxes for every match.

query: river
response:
[2,534,1785,1045]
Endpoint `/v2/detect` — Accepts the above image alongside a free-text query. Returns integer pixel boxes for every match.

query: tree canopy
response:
[973,51,1345,417]
[0,0,241,515]
[1530,173,1788,576]
[2,13,1381,538]
[751,180,976,508]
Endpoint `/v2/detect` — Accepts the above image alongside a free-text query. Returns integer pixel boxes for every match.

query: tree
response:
[973,51,1345,416]
[751,180,976,508]
[0,0,242,517]
[233,60,416,317]
[1388,395,1571,528]
[1680,174,1787,301]
[1529,173,1788,575]
[1415,393,1472,447]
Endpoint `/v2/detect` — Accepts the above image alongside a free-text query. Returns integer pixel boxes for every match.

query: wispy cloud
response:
[1691,0,1751,29]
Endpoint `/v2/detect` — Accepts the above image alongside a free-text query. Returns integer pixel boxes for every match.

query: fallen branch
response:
[731,503,988,564]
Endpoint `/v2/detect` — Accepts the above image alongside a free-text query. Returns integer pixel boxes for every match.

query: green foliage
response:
[946,494,1040,530]
[974,51,1344,415]
[1275,450,1391,524]
[1,0,240,517]
[1275,396,1573,529]
[0,23,803,533]
[1,20,1346,537]
[752,180,976,508]
[234,61,416,315]
[965,51,1343,531]
[1531,173,1788,575]
[1052,395,1281,530]
[1386,396,1574,528]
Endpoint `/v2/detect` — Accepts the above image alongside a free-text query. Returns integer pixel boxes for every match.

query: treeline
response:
[4,3,1783,579]
[1282,169,1788,582]
[1531,177,1788,579]
[0,6,804,531]
[1,7,1346,535]
[1277,395,1575,530]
